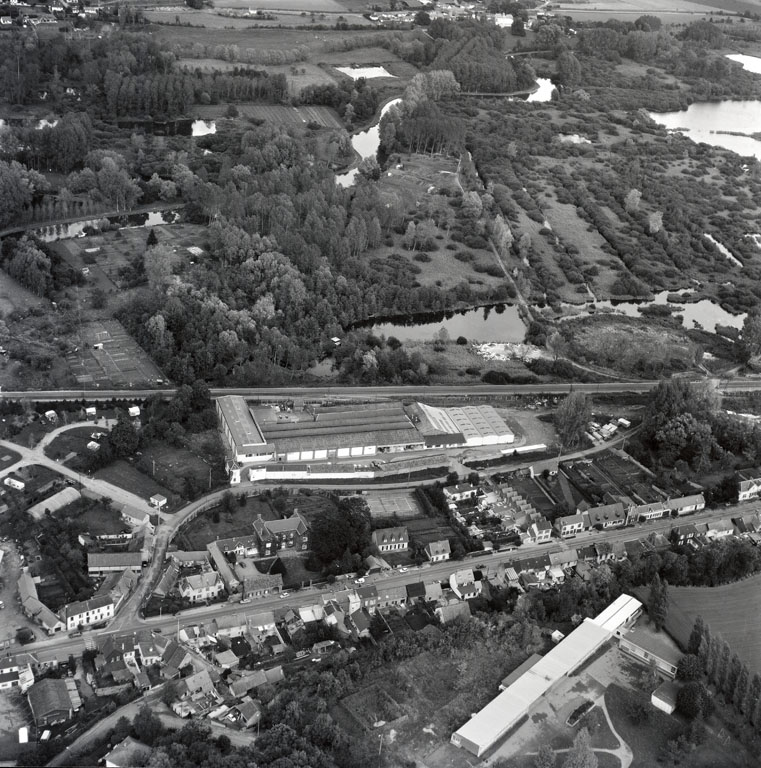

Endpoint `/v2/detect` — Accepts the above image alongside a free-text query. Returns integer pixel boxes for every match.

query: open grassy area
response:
[44,426,105,469]
[665,572,761,675]
[94,460,178,507]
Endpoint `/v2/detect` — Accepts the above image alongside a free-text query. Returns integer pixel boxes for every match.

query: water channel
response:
[32,209,180,242]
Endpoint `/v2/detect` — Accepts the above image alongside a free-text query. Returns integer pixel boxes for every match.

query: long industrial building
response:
[217,397,515,471]
[450,594,642,757]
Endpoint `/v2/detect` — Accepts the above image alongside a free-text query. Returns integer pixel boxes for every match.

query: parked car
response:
[354,578,365,584]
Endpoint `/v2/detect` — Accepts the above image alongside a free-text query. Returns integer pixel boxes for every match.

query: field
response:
[665,572,761,675]
[195,103,343,128]
[44,426,104,469]
[66,319,166,388]
[137,437,224,497]
[95,460,178,507]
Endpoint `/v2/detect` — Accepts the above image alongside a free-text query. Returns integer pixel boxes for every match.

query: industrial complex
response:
[216,396,515,481]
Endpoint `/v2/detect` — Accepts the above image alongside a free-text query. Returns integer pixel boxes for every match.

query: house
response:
[234,697,263,728]
[554,514,586,538]
[549,549,578,569]
[136,632,165,666]
[228,666,284,698]
[97,635,136,666]
[150,494,167,509]
[87,552,143,577]
[239,568,283,600]
[365,554,392,573]
[371,526,409,553]
[651,680,680,715]
[121,507,154,531]
[449,569,481,600]
[376,585,407,610]
[348,608,372,639]
[529,520,553,544]
[212,613,248,638]
[425,581,443,602]
[103,736,152,768]
[172,669,221,718]
[587,502,626,529]
[18,575,65,634]
[178,625,216,650]
[96,568,138,612]
[282,609,305,639]
[665,494,705,516]
[178,571,223,604]
[215,649,239,670]
[738,470,761,501]
[705,519,736,540]
[356,584,378,613]
[619,622,682,679]
[627,502,667,525]
[62,595,114,631]
[27,679,80,726]
[425,539,451,562]
[671,524,699,546]
[443,484,479,503]
[253,511,309,554]
[161,641,194,680]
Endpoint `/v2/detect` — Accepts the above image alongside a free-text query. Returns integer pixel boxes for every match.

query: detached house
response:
[443,484,479,503]
[738,469,761,501]
[554,514,586,539]
[178,571,223,603]
[372,526,409,553]
[425,540,451,562]
[253,511,309,555]
[529,520,553,544]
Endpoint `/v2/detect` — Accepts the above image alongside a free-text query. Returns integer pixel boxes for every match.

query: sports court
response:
[365,490,422,519]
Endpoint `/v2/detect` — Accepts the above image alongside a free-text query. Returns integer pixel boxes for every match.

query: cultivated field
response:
[666,573,761,675]
[195,103,343,127]
[67,319,165,388]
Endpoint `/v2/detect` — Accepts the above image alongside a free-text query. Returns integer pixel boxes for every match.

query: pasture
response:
[666,572,761,675]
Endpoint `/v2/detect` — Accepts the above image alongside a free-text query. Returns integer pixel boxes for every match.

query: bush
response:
[456,336,468,345]
[413,252,431,262]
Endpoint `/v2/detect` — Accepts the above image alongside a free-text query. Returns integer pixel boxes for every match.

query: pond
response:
[358,304,527,343]
[32,209,181,242]
[335,98,402,187]
[560,291,745,334]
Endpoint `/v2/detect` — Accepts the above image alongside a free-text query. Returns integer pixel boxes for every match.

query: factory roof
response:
[217,396,267,450]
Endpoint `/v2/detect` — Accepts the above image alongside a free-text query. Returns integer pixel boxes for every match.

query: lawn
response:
[44,426,104,468]
[665,572,761,675]
[179,494,278,550]
[604,683,753,768]
[94,460,178,507]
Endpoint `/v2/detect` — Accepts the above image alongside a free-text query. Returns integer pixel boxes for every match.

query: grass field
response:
[665,572,761,675]
[44,426,104,469]
[95,460,178,507]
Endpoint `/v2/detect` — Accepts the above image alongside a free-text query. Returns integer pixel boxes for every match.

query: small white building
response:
[178,572,223,604]
[128,406,141,418]
[424,539,451,562]
[62,595,114,631]
[85,406,97,418]
[150,494,167,509]
[651,680,679,715]
[4,476,25,491]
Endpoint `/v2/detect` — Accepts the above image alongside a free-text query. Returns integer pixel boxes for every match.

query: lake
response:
[649,54,761,160]
[361,304,527,343]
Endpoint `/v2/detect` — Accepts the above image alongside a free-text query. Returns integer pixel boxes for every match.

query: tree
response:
[743,672,761,721]
[676,654,702,682]
[555,51,581,87]
[687,615,705,655]
[562,727,597,768]
[511,17,526,36]
[676,681,712,720]
[647,573,669,631]
[554,392,592,450]
[734,664,750,712]
[108,414,139,458]
[144,243,174,292]
[133,704,164,746]
[535,743,556,768]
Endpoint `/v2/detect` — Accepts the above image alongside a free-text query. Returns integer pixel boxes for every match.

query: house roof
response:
[18,571,37,603]
[87,552,142,569]
[371,527,409,546]
[556,513,585,527]
[27,679,74,722]
[213,613,247,632]
[425,539,451,556]
[406,582,426,599]
[666,494,705,510]
[181,571,220,591]
[237,698,263,722]
[587,502,625,526]
[436,602,471,624]
[216,650,239,667]
[356,585,378,600]
[350,609,371,632]
[64,594,113,621]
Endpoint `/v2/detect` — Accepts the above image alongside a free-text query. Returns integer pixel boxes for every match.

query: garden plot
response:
[67,319,165,388]
[365,490,422,519]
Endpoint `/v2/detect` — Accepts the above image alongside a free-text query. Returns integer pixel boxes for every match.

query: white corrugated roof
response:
[590,594,642,633]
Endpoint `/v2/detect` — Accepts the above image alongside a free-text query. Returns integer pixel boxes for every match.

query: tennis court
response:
[365,490,422,519]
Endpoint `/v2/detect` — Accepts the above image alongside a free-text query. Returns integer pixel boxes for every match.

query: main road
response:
[0,376,758,402]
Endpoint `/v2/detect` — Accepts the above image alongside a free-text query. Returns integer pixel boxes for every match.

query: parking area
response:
[365,491,422,519]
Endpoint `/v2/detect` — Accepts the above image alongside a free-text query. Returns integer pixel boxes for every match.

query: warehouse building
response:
[416,403,514,447]
[216,396,273,464]
[450,594,642,757]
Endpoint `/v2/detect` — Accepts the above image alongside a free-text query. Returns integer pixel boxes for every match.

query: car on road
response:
[280,592,290,599]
